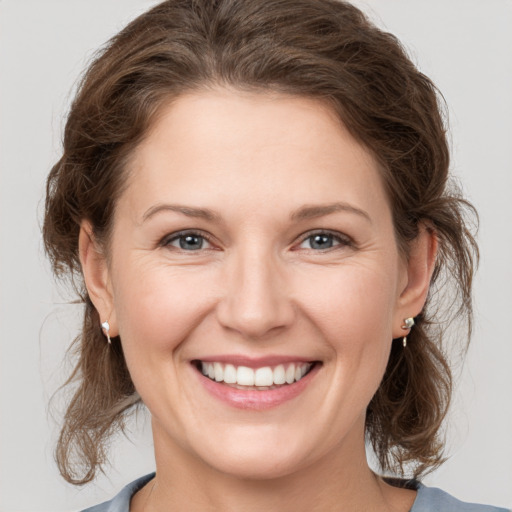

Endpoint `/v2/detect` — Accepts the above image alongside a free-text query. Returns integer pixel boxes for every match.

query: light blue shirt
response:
[81,473,511,512]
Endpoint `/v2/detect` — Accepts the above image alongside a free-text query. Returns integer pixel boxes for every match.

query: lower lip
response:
[195,364,320,410]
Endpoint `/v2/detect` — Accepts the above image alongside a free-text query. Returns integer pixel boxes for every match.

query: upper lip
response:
[193,355,318,368]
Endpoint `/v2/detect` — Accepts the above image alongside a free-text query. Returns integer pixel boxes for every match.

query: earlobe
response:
[79,221,117,336]
[393,225,438,339]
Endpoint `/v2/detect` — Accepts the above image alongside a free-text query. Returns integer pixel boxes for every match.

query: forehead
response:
[122,88,389,224]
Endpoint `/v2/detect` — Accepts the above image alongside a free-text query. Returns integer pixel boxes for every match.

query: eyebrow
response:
[142,204,222,223]
[290,202,371,223]
[142,201,371,224]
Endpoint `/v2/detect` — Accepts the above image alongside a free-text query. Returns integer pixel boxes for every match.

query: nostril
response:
[216,299,295,341]
[214,264,295,339]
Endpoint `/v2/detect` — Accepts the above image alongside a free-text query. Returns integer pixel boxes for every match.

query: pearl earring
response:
[401,317,415,348]
[101,321,111,344]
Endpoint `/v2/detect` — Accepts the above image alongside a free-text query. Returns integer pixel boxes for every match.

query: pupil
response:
[180,235,203,250]
[311,234,332,249]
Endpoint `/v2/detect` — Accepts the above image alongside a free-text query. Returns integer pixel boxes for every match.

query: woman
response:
[42,0,509,511]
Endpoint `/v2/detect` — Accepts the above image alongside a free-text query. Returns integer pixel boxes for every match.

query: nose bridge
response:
[217,242,293,339]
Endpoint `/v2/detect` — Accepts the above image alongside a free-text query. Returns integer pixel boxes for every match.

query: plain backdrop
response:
[1,1,511,511]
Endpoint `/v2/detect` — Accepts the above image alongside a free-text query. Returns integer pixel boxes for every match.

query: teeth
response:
[200,361,313,387]
[237,366,255,386]
[224,364,237,384]
[254,367,273,386]
[214,362,223,382]
[285,365,295,384]
[273,364,286,385]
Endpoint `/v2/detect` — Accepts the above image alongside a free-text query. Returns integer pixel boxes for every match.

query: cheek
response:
[297,262,398,346]
[111,259,216,355]
[298,262,398,403]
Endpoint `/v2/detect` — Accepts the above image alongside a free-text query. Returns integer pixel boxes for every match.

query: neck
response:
[132,419,416,512]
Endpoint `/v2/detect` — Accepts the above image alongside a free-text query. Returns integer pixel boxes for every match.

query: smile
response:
[199,361,313,388]
[193,359,320,410]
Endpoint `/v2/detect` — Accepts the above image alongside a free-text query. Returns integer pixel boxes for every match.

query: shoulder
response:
[412,483,511,512]
[80,474,155,512]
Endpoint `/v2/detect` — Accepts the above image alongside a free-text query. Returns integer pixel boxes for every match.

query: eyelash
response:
[160,230,216,252]
[160,229,353,253]
[296,229,353,251]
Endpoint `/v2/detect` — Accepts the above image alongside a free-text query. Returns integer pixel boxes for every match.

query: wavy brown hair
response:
[43,0,478,484]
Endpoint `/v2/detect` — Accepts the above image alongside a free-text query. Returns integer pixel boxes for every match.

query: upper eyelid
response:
[295,230,353,249]
[298,229,351,241]
[160,228,353,250]
[161,229,215,248]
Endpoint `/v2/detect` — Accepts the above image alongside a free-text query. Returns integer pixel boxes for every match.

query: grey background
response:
[1,1,511,510]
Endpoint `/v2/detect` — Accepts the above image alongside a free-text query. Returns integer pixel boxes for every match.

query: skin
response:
[80,89,437,511]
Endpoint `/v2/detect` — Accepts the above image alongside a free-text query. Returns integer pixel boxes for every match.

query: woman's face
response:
[85,89,426,479]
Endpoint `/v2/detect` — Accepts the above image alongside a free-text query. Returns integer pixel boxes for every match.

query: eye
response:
[162,231,213,251]
[297,231,352,251]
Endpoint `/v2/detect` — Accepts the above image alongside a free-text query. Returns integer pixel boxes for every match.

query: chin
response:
[190,428,313,481]
[206,449,307,481]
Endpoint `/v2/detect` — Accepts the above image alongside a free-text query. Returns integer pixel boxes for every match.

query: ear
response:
[392,224,438,338]
[79,221,118,336]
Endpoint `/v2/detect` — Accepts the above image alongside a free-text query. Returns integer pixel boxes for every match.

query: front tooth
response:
[207,363,215,380]
[214,362,224,382]
[254,367,273,386]
[273,364,286,385]
[285,364,295,384]
[237,366,255,386]
[224,364,237,384]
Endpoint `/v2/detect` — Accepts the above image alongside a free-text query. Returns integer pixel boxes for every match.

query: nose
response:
[216,247,295,340]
